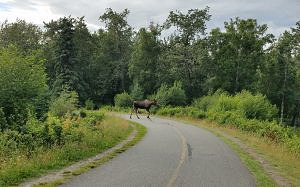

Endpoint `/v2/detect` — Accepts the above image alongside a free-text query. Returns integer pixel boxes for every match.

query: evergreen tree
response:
[129,25,161,96]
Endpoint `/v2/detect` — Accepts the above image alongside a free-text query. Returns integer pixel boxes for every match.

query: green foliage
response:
[0,111,130,186]
[154,84,169,107]
[129,27,160,96]
[114,92,133,108]
[167,81,187,106]
[0,108,8,131]
[157,90,300,154]
[156,106,205,119]
[0,46,48,130]
[206,18,274,94]
[130,83,144,100]
[193,90,277,121]
[0,19,42,54]
[49,90,79,117]
[85,99,95,110]
[44,17,83,98]
[82,110,106,126]
[154,81,187,106]
[164,7,211,45]
[235,91,278,120]
[159,8,211,100]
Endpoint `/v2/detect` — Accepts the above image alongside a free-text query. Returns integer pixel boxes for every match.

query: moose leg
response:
[130,107,134,119]
[135,108,140,119]
[146,109,150,119]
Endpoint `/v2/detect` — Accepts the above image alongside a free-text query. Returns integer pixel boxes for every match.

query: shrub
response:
[235,91,278,121]
[84,99,95,110]
[114,92,132,108]
[154,81,187,107]
[156,90,300,154]
[0,46,48,129]
[0,108,8,131]
[167,81,187,106]
[130,83,144,100]
[193,90,278,121]
[193,95,215,111]
[83,110,105,126]
[155,84,169,107]
[49,90,79,117]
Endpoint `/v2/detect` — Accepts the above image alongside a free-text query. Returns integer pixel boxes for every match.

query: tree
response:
[88,9,133,104]
[72,17,93,102]
[154,81,187,106]
[291,21,300,126]
[167,81,187,106]
[257,21,300,126]
[129,26,161,96]
[0,19,42,54]
[44,17,81,98]
[206,18,274,94]
[164,7,211,45]
[99,8,133,92]
[0,46,48,130]
[130,83,144,101]
[160,8,211,100]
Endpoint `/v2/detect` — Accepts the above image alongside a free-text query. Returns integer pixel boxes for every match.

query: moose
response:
[130,99,157,119]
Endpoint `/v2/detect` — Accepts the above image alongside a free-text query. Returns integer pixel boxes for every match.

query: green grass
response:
[35,120,147,187]
[0,116,134,187]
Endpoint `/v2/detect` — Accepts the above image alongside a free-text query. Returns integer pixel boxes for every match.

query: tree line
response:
[0,7,300,129]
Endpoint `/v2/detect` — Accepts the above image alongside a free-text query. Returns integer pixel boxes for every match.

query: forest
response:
[0,6,300,186]
[1,7,299,129]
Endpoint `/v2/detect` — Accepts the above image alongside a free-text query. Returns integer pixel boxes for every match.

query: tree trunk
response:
[235,61,240,93]
[234,49,241,93]
[291,103,300,127]
[280,61,288,124]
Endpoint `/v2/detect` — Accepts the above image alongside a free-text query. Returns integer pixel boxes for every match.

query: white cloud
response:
[0,0,299,37]
[0,1,62,25]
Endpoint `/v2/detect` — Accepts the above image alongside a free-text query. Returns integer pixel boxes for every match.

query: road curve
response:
[60,115,256,187]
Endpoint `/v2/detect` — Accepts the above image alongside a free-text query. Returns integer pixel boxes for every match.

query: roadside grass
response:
[174,116,300,187]
[35,120,147,187]
[0,116,134,187]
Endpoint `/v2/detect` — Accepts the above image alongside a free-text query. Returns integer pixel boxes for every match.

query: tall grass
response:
[156,90,300,155]
[0,111,133,187]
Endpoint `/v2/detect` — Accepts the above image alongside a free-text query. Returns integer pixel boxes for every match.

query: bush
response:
[154,81,187,107]
[83,110,105,126]
[156,90,300,154]
[167,81,187,106]
[114,92,132,108]
[235,91,278,121]
[0,46,48,130]
[0,108,8,131]
[49,90,79,117]
[193,90,277,121]
[155,84,169,107]
[130,83,144,100]
[85,99,95,110]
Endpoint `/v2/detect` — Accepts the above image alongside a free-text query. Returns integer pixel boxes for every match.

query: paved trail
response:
[61,115,256,187]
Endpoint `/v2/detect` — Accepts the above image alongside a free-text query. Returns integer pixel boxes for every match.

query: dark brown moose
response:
[130,99,157,119]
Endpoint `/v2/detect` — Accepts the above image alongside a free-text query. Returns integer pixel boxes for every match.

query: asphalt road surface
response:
[60,115,256,187]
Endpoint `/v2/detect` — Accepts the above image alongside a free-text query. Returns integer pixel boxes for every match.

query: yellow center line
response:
[166,125,188,187]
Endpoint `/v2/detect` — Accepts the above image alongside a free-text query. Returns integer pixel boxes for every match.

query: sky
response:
[0,0,299,37]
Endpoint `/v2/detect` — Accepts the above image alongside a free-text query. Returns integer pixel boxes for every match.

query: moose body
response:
[130,99,157,119]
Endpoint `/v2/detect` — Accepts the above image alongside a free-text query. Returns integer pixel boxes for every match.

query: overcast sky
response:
[0,0,299,37]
